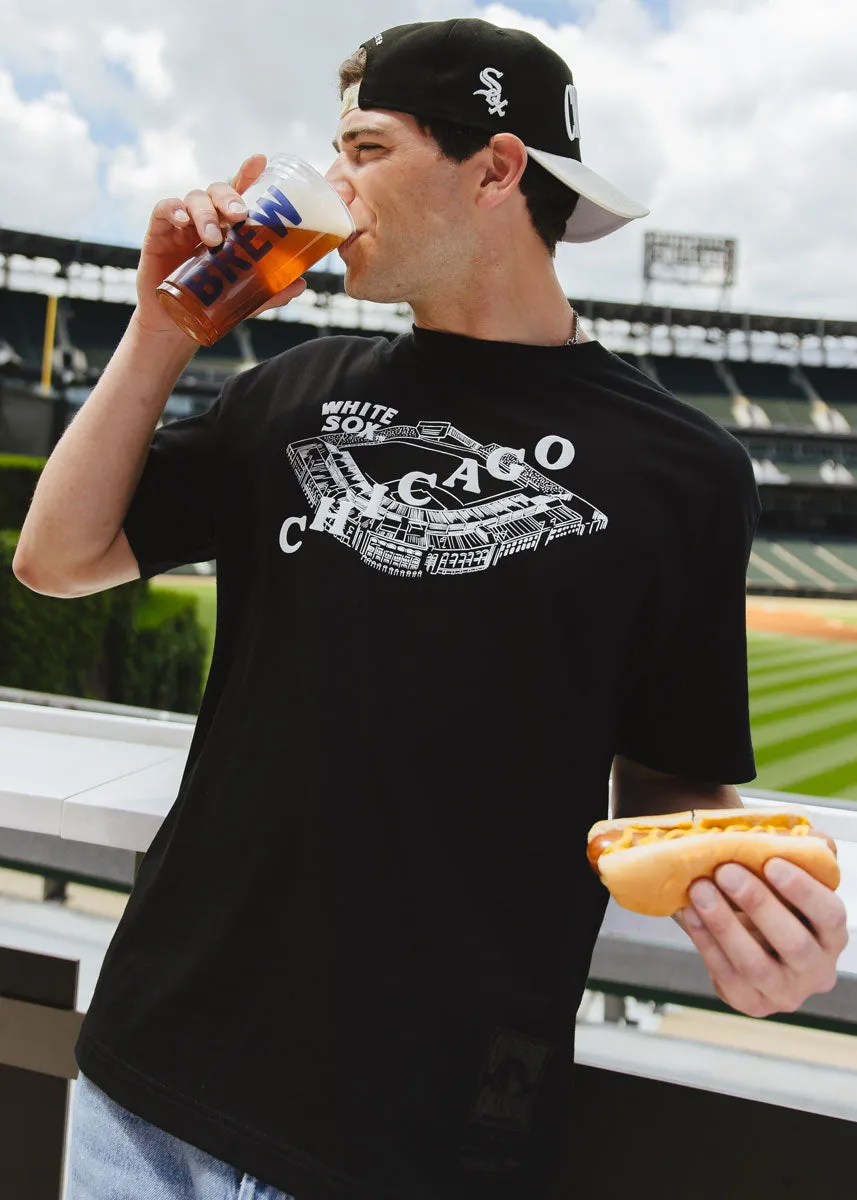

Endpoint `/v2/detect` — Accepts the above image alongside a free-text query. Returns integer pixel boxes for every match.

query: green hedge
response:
[109,587,207,713]
[0,529,207,713]
[0,455,45,530]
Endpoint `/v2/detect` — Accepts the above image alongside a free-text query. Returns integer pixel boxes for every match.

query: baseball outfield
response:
[153,578,857,804]
[746,597,857,802]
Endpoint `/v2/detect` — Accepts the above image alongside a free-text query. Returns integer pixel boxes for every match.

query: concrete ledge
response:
[0,828,135,889]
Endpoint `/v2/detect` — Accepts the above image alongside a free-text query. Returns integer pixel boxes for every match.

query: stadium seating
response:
[804,365,857,405]
[754,460,852,487]
[0,289,53,366]
[0,379,54,455]
[803,366,857,431]
[746,435,857,489]
[826,541,857,578]
[731,394,772,428]
[246,318,320,362]
[751,459,792,485]
[728,361,812,429]
[749,538,857,594]
[746,551,793,589]
[60,297,135,369]
[649,356,736,423]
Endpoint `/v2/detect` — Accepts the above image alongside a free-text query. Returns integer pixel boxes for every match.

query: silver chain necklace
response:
[565,307,580,346]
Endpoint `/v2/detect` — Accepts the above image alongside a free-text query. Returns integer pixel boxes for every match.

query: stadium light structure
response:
[643,231,737,311]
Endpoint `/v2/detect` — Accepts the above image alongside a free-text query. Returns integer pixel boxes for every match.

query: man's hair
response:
[337,49,578,256]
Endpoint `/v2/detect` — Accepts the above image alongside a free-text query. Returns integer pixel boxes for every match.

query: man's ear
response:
[473,134,528,211]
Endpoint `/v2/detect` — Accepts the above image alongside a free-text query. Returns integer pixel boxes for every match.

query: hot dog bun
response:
[587,807,840,917]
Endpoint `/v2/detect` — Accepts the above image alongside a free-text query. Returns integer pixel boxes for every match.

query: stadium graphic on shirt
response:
[286,419,608,578]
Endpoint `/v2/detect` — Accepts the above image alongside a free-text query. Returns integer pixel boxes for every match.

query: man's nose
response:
[325,160,355,206]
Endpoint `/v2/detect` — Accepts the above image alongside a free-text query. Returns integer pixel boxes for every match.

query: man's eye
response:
[354,144,382,157]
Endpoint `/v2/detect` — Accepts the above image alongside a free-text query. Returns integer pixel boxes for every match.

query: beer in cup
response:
[156,153,354,346]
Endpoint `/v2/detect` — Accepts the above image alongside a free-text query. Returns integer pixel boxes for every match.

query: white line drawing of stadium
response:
[287,420,608,578]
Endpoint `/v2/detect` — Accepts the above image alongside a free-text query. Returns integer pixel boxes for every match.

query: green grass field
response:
[748,630,857,801]
[154,577,857,803]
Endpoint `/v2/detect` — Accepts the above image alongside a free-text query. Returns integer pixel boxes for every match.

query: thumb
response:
[251,277,308,317]
[229,153,267,194]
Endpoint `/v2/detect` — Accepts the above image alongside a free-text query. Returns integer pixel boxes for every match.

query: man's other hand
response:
[675,860,849,1017]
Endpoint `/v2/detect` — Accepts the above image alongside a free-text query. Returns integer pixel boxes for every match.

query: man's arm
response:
[611,753,743,818]
[14,321,198,598]
[14,153,303,600]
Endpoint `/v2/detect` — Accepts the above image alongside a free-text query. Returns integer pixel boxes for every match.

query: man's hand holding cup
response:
[135,153,353,347]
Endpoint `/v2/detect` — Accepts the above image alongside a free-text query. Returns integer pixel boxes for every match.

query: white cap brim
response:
[525,146,650,243]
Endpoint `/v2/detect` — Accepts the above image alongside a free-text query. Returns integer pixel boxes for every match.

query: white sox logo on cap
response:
[473,67,508,117]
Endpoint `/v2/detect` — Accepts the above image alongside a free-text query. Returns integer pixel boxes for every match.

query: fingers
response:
[180,186,239,247]
[762,859,850,955]
[712,861,846,984]
[155,155,267,249]
[689,878,802,998]
[151,196,194,232]
[228,152,267,193]
[251,277,307,316]
[677,909,777,1017]
[711,866,827,978]
[680,862,847,1014]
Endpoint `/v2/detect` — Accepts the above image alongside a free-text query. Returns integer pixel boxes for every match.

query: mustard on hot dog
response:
[586,808,839,916]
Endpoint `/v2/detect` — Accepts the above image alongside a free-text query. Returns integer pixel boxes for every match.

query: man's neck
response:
[410,258,590,346]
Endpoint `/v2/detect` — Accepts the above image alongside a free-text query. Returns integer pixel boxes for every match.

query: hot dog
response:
[586,807,840,916]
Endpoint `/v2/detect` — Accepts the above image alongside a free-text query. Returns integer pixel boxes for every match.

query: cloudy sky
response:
[1,0,854,319]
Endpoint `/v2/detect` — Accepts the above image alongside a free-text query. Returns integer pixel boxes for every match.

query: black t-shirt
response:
[76,328,759,1200]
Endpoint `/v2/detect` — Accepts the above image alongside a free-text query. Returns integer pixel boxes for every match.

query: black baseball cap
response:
[339,17,649,243]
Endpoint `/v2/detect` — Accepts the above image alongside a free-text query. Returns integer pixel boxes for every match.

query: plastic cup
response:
[156,153,354,346]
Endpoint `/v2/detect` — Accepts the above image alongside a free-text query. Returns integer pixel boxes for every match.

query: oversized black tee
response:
[76,328,760,1200]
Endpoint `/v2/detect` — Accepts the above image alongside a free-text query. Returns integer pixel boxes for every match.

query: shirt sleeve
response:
[123,396,222,580]
[615,448,762,784]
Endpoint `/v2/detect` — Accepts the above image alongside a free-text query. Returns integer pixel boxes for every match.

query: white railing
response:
[2,696,855,962]
[1,697,855,1121]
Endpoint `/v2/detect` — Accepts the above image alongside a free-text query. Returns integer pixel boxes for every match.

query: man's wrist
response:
[128,308,199,357]
[124,310,200,378]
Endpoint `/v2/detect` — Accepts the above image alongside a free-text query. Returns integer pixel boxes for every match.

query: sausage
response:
[587,830,625,869]
[587,821,838,870]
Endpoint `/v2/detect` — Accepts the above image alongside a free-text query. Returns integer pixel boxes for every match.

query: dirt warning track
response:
[746,597,857,643]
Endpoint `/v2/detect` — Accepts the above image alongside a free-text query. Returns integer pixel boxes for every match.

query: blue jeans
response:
[67,1072,296,1200]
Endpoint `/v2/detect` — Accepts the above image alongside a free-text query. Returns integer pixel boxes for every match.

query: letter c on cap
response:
[564,84,580,143]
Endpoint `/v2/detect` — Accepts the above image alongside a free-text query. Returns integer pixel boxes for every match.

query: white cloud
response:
[106,128,202,208]
[102,27,173,102]
[0,70,100,236]
[0,0,855,318]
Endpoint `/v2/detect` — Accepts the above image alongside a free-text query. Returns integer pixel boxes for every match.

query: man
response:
[15,17,847,1200]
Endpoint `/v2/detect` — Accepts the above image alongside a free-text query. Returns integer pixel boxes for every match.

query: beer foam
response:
[244,157,354,241]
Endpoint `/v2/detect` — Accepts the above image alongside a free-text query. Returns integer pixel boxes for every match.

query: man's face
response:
[326,107,472,305]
